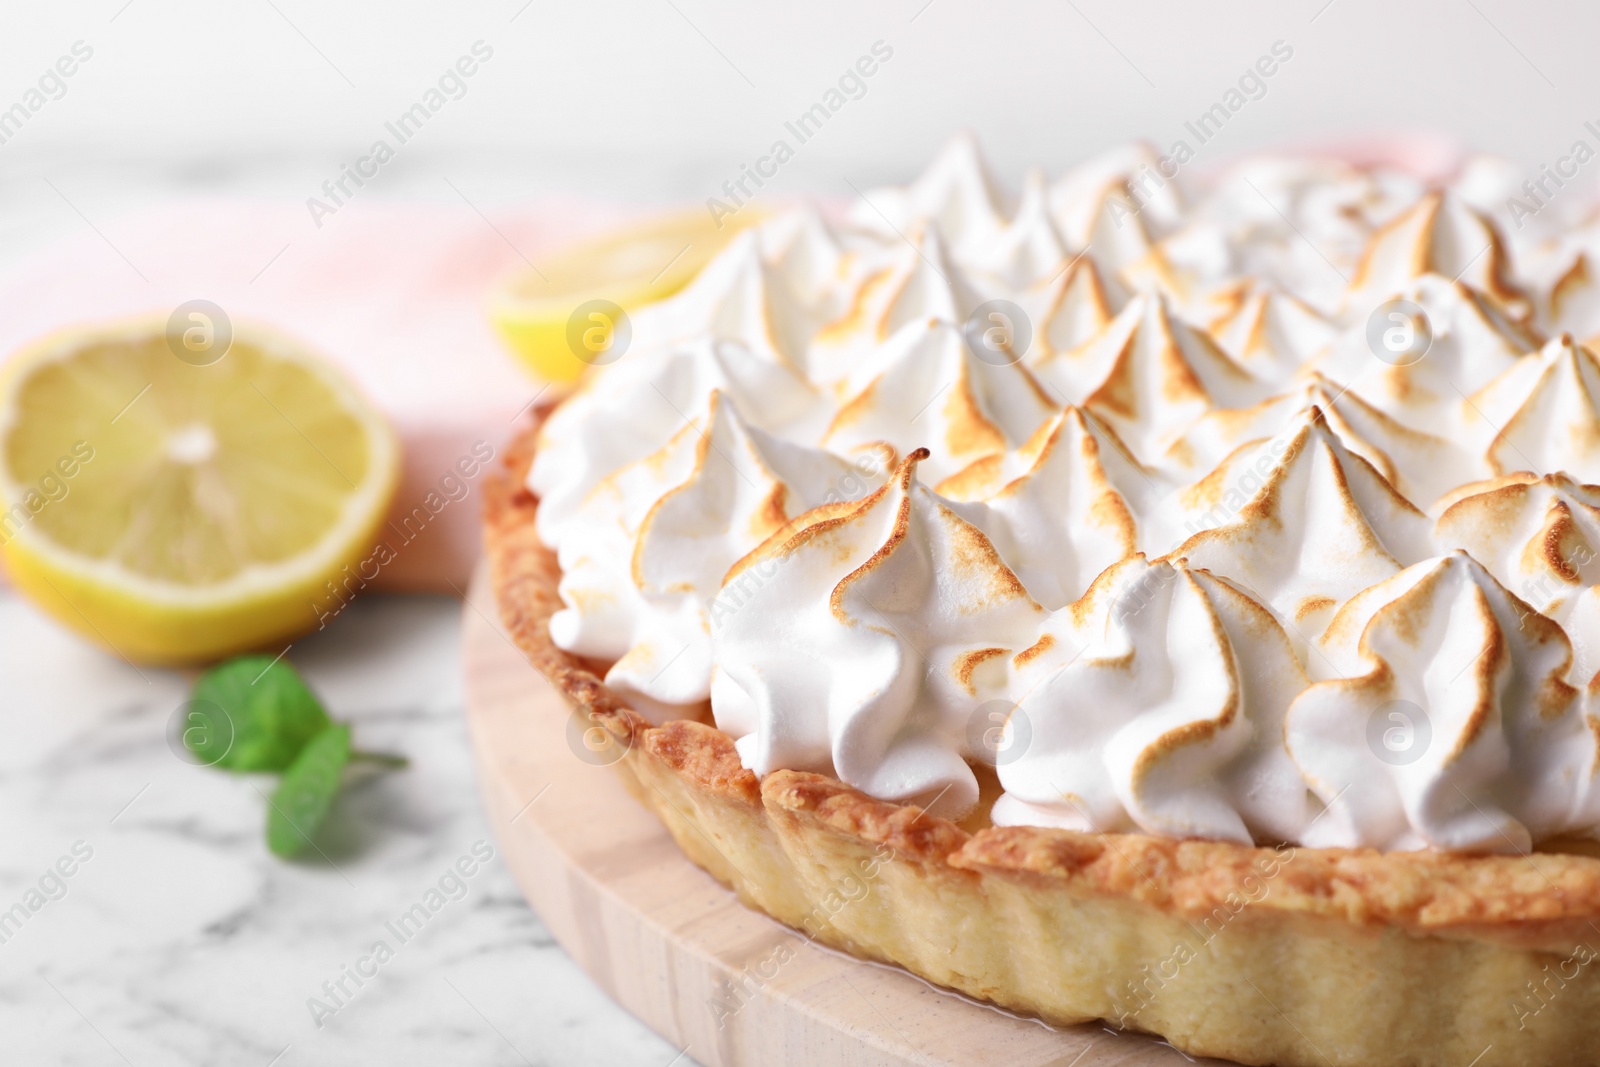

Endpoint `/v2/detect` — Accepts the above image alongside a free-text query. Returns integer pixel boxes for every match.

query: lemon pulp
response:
[490,208,763,384]
[0,319,399,664]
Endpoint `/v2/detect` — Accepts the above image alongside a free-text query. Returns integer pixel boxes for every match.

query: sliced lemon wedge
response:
[489,208,762,384]
[0,316,399,665]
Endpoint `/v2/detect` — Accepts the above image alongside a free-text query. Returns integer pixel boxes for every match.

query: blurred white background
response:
[1,0,1597,260]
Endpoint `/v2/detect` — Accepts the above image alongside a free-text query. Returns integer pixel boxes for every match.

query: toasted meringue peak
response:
[850,132,1013,257]
[551,392,880,722]
[1034,291,1270,466]
[546,413,705,661]
[937,407,1139,609]
[1019,252,1121,365]
[529,337,831,546]
[806,224,983,388]
[822,318,1057,484]
[1466,334,1600,481]
[1048,147,1175,286]
[711,449,1043,818]
[1452,154,1578,251]
[1166,408,1435,636]
[1053,184,1162,287]
[753,208,866,321]
[1002,553,1145,689]
[1434,472,1600,621]
[1346,190,1528,320]
[1521,212,1600,346]
[961,168,1072,292]
[1287,552,1594,852]
[1199,280,1337,382]
[1167,372,1484,508]
[1050,142,1185,242]
[994,556,1312,845]
[1160,156,1423,313]
[1534,248,1600,347]
[1315,273,1542,420]
[629,229,820,371]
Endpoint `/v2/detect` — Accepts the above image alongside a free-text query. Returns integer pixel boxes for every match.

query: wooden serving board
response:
[461,563,1219,1067]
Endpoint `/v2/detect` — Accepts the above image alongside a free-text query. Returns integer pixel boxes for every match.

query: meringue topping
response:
[961,168,1073,292]
[1466,334,1600,482]
[851,132,1013,260]
[1159,155,1422,313]
[528,335,830,545]
[1167,408,1435,637]
[711,450,1043,817]
[1436,471,1600,611]
[1167,372,1484,508]
[995,556,1312,845]
[822,317,1057,484]
[937,406,1139,609]
[1017,252,1120,366]
[1199,280,1337,383]
[1033,291,1269,467]
[1048,144,1184,293]
[628,228,819,371]
[1314,273,1542,421]
[754,208,868,323]
[529,135,1600,853]
[1288,552,1595,853]
[1345,190,1529,321]
[1050,141,1186,241]
[805,224,983,388]
[551,392,880,722]
[1529,236,1600,348]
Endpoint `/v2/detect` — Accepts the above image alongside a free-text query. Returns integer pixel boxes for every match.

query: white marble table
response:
[0,586,692,1066]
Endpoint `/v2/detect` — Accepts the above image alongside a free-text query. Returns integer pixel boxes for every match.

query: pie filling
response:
[529,135,1600,855]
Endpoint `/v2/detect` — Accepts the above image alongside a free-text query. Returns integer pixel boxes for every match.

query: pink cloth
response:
[0,196,630,592]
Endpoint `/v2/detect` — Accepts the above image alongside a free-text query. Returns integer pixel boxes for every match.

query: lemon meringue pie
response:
[489,135,1600,1067]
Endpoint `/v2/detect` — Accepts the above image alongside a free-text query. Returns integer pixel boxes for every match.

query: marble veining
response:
[0,588,692,1066]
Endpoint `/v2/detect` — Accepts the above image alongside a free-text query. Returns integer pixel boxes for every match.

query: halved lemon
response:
[490,207,763,384]
[0,316,399,665]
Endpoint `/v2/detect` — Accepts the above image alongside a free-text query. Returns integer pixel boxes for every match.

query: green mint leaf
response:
[267,723,351,858]
[190,655,332,771]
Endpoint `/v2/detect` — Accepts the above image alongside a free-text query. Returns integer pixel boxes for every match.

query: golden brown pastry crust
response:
[486,419,1600,1067]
